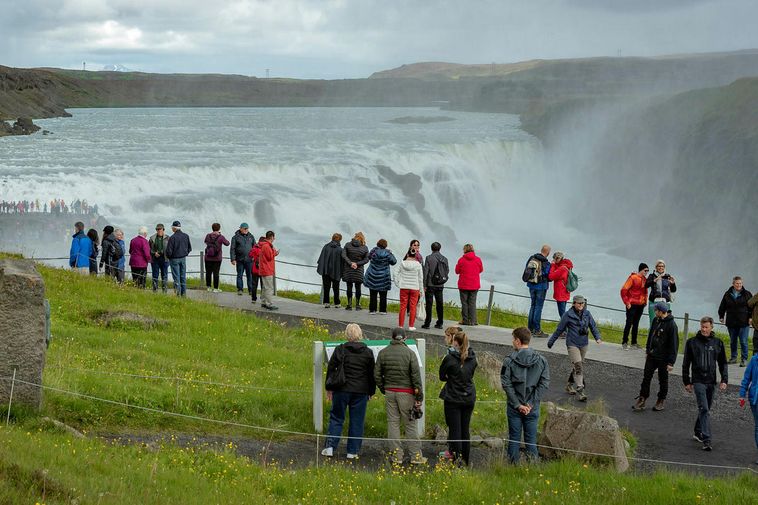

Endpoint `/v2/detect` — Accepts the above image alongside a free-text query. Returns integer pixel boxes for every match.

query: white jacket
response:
[395,259,424,291]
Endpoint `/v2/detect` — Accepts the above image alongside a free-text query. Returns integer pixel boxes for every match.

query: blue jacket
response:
[117,239,126,270]
[69,231,93,268]
[363,247,397,292]
[547,306,601,348]
[525,253,551,291]
[740,355,758,406]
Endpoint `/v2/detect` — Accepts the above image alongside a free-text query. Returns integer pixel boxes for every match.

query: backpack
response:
[111,240,124,261]
[565,269,579,292]
[431,258,448,285]
[205,235,220,258]
[522,257,542,284]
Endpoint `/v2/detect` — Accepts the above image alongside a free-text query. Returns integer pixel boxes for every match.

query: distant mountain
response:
[102,64,132,72]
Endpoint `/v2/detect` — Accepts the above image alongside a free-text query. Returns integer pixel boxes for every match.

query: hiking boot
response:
[728,358,738,365]
[410,453,428,465]
[324,304,330,308]
[652,399,665,411]
[206,287,213,292]
[421,324,431,329]
[632,397,646,411]
[693,432,704,443]
[434,323,444,329]
[345,305,352,311]
[702,441,712,451]
[631,344,642,350]
[565,383,577,395]
[576,387,587,402]
[534,331,548,338]
[321,447,333,457]
[740,359,747,367]
[622,343,629,350]
[237,290,243,296]
[355,304,362,311]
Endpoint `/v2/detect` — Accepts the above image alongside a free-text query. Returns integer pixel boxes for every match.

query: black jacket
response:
[341,239,369,283]
[438,348,477,405]
[325,341,376,396]
[718,287,753,328]
[424,251,449,288]
[682,332,728,386]
[316,240,343,281]
[646,273,677,302]
[229,230,256,262]
[646,314,679,365]
[165,230,192,259]
[99,233,120,270]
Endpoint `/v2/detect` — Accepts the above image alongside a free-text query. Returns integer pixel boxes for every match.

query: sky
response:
[1,0,757,79]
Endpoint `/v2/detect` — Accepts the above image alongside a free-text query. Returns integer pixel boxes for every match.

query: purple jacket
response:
[204,232,230,262]
[129,236,152,269]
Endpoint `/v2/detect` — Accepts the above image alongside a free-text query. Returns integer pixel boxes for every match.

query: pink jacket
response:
[548,258,574,302]
[455,251,483,291]
[129,235,152,269]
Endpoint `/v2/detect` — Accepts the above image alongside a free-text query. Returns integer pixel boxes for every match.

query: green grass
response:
[1,425,756,505]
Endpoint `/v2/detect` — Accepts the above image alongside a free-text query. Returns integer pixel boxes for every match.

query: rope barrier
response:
[2,376,756,474]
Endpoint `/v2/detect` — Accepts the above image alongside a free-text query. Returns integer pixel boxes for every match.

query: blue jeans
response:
[556,301,567,318]
[325,391,369,455]
[528,289,546,332]
[236,259,253,294]
[751,401,758,452]
[151,258,169,292]
[727,326,750,361]
[507,403,540,463]
[169,257,187,296]
[693,383,714,442]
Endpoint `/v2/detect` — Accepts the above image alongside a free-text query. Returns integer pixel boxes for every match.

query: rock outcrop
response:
[538,401,630,472]
[0,117,41,137]
[0,259,48,410]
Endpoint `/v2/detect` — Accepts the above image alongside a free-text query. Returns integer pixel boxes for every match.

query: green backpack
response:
[565,269,579,292]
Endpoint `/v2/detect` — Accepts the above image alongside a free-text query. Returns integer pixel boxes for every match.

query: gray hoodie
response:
[500,348,550,409]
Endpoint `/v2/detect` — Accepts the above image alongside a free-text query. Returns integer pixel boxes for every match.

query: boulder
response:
[0,259,48,409]
[537,401,630,472]
[0,117,40,136]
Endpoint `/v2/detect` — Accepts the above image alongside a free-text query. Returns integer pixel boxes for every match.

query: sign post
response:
[313,341,324,433]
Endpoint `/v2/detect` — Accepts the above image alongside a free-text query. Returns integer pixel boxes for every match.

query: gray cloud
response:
[1,0,756,78]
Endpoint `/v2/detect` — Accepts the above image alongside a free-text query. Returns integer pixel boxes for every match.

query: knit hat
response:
[240,222,249,229]
[638,262,649,272]
[654,301,669,313]
[172,220,181,228]
[391,327,407,341]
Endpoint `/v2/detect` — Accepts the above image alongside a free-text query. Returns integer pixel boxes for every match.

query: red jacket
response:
[257,240,278,277]
[548,258,574,302]
[620,272,648,306]
[248,242,262,275]
[455,251,483,290]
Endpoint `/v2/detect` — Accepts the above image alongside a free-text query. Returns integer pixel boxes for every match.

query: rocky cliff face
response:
[0,66,74,120]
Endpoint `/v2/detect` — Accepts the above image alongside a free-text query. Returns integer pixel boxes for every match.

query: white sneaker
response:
[346,453,358,459]
[408,327,416,331]
[321,447,333,457]
[206,287,213,292]
[213,289,222,293]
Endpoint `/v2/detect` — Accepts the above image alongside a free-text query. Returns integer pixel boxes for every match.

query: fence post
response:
[486,285,495,326]
[199,252,205,284]
[313,341,324,433]
[683,312,690,339]
[6,368,16,426]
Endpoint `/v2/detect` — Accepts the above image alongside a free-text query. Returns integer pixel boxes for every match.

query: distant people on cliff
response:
[342,232,369,311]
[523,245,552,338]
[548,251,573,318]
[248,236,265,303]
[258,230,279,310]
[547,295,602,402]
[422,242,449,330]
[114,229,126,284]
[620,263,650,350]
[149,224,169,293]
[317,233,344,308]
[364,239,396,315]
[165,221,192,297]
[204,223,230,292]
[86,228,99,276]
[633,302,679,412]
[455,244,483,326]
[0,198,98,215]
[646,259,676,325]
[69,221,92,275]
[129,227,152,289]
[718,276,753,367]
[230,223,255,296]
[100,226,121,280]
[395,248,424,331]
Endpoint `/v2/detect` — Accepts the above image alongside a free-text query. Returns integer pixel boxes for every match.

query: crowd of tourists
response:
[1,198,98,215]
[68,221,758,465]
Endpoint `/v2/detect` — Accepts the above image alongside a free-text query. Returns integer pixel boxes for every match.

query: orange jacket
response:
[620,272,648,306]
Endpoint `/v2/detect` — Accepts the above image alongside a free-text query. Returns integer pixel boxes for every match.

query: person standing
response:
[248,236,265,303]
[165,220,192,297]
[204,223,230,292]
[149,224,170,293]
[633,302,679,412]
[114,229,127,284]
[738,352,758,465]
[547,251,573,318]
[396,249,424,331]
[501,327,550,464]
[374,327,426,465]
[646,259,677,326]
[439,330,477,466]
[422,242,449,329]
[523,245,552,337]
[341,232,369,311]
[86,228,99,276]
[364,239,397,314]
[259,230,279,310]
[321,324,376,460]
[750,292,758,356]
[547,295,602,402]
[69,221,92,275]
[99,225,119,280]
[317,233,344,308]
[455,244,483,326]
[128,227,152,289]
[718,276,753,367]
[682,316,728,451]
[229,223,255,296]
[620,263,650,350]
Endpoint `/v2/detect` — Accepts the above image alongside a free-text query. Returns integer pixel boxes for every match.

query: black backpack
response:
[431,259,448,285]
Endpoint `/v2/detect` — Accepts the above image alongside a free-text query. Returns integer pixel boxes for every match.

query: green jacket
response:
[374,340,423,401]
[749,293,758,331]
